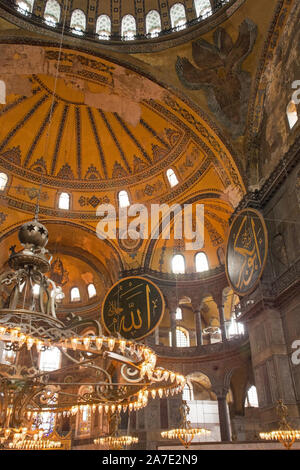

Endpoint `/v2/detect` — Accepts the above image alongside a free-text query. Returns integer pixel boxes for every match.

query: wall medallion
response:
[225,208,268,296]
[102,276,165,340]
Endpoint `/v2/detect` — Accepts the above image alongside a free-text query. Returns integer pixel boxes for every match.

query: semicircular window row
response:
[14,0,227,41]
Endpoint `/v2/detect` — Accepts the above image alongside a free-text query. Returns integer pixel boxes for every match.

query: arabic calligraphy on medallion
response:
[225,209,268,296]
[102,276,165,340]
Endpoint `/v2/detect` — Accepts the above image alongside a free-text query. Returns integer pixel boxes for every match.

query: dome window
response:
[96,15,111,39]
[170,3,187,29]
[146,10,162,37]
[194,0,212,18]
[118,190,130,208]
[70,9,86,35]
[0,173,8,191]
[58,192,70,210]
[44,0,61,26]
[121,15,136,40]
[166,168,179,188]
[16,0,34,14]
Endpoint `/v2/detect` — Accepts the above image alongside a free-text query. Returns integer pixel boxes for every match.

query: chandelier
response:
[0,426,61,449]
[94,412,138,450]
[161,401,210,449]
[260,400,300,450]
[0,219,185,448]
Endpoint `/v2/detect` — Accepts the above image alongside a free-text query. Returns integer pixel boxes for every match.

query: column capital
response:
[212,385,230,400]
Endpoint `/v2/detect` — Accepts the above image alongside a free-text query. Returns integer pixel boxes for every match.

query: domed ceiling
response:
[0,44,245,273]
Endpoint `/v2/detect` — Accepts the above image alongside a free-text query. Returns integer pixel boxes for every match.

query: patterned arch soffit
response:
[0,218,125,273]
[143,190,228,269]
[0,38,246,184]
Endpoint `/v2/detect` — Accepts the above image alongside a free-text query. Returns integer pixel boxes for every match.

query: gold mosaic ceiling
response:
[0,45,243,193]
[0,45,245,274]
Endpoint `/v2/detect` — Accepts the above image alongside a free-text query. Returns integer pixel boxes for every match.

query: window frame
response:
[195,251,209,273]
[171,253,186,274]
[70,286,81,303]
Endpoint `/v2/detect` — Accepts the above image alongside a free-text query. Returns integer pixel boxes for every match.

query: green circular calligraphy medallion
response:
[101,276,165,340]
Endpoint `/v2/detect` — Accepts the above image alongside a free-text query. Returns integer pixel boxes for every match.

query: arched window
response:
[175,307,182,320]
[245,385,259,408]
[146,10,161,37]
[170,3,186,29]
[70,9,86,35]
[0,80,6,104]
[118,190,130,208]
[182,383,193,401]
[176,326,190,347]
[71,287,81,302]
[87,283,96,299]
[58,192,70,210]
[194,0,212,18]
[172,254,185,274]
[121,15,136,40]
[96,15,111,39]
[195,252,209,272]
[166,168,179,187]
[287,100,298,129]
[16,0,34,14]
[0,172,8,191]
[39,347,61,372]
[44,0,61,26]
[228,313,244,337]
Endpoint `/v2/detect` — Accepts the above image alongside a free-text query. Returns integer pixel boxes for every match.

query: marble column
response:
[215,392,231,441]
[195,310,203,346]
[216,301,227,342]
